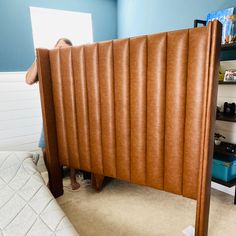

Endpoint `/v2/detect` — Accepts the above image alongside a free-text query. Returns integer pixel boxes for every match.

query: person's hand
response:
[25,60,38,85]
[25,77,38,85]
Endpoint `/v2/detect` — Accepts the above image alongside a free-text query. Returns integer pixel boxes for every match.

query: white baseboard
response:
[211,181,235,196]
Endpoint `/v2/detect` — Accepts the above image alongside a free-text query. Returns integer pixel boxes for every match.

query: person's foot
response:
[71,180,80,190]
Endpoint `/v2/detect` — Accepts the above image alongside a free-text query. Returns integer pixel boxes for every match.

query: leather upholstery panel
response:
[183,27,208,199]
[164,30,188,195]
[60,48,80,168]
[84,44,103,174]
[113,39,131,181]
[72,46,91,171]
[130,36,147,185]
[98,41,117,177]
[146,33,166,189]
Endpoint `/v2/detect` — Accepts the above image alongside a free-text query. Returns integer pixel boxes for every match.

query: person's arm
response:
[25,59,38,85]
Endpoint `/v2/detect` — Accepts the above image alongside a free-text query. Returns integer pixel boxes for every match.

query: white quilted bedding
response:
[0,152,79,236]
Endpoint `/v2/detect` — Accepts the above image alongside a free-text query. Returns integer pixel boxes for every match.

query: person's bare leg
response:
[70,168,80,190]
[42,148,50,188]
[42,148,48,170]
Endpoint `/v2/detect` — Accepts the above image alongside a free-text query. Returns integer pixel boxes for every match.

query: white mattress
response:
[0,151,79,236]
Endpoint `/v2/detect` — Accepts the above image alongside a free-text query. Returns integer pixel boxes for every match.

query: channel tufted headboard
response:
[37,20,221,235]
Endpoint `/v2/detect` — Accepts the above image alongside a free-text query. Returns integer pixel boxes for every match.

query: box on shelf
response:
[212,153,236,182]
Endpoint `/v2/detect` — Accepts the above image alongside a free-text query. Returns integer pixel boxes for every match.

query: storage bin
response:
[212,153,236,182]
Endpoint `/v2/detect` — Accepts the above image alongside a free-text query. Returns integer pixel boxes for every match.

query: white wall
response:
[0,72,42,151]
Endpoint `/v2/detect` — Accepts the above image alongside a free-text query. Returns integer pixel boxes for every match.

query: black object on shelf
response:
[224,102,236,116]
[214,141,236,157]
[216,112,236,122]
[194,19,207,28]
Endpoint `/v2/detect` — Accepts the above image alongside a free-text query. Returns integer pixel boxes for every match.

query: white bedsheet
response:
[0,151,79,236]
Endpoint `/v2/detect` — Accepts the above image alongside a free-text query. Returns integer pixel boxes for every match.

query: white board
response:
[30,7,93,50]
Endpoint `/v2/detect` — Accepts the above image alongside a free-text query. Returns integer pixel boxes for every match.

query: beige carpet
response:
[51,175,236,236]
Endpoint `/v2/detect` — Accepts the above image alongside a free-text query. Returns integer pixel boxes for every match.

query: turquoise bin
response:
[212,154,236,182]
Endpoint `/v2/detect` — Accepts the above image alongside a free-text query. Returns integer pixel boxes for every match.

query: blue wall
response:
[2,0,236,71]
[118,0,236,38]
[0,0,117,71]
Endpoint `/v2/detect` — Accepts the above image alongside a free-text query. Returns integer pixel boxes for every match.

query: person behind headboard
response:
[25,38,80,190]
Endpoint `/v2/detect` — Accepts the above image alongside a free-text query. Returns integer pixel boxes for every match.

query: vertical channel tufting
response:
[49,49,69,166]
[84,44,103,175]
[183,27,208,199]
[71,46,91,171]
[130,36,147,185]
[37,22,222,235]
[98,41,116,177]
[113,39,131,181]
[59,48,80,169]
[146,33,166,189]
[164,30,188,195]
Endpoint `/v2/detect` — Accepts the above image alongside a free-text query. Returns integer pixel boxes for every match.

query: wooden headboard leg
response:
[48,165,63,198]
[45,149,63,198]
[37,48,64,198]
[91,174,105,192]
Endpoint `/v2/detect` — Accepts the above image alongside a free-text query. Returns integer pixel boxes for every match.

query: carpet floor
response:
[50,175,236,236]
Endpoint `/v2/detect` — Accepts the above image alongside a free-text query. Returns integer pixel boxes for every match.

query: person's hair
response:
[55,38,73,46]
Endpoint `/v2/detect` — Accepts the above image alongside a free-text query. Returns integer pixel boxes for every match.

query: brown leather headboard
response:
[37,20,221,235]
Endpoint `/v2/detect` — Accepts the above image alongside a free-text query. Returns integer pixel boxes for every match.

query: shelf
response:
[221,43,236,51]
[216,113,236,122]
[219,81,236,85]
[212,177,236,187]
